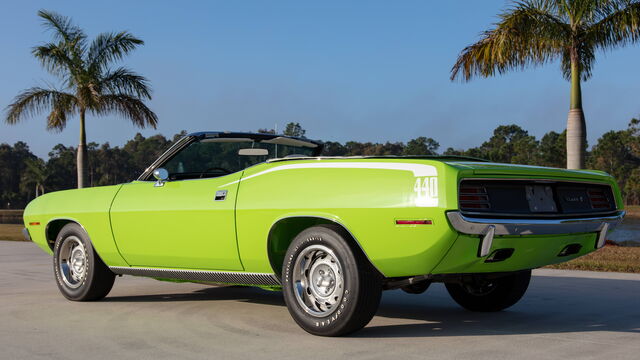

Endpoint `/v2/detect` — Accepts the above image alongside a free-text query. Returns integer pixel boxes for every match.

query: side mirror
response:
[153,168,169,187]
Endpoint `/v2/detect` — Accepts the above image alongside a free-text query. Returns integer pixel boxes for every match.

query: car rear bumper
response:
[446,211,625,257]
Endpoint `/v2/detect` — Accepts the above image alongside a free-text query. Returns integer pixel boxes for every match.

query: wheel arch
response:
[266,215,384,278]
[45,218,89,251]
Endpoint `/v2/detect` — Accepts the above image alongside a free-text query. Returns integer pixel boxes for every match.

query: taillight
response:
[588,189,611,209]
[459,185,490,210]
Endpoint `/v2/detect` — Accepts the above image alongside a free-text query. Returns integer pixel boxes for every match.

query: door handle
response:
[214,190,228,201]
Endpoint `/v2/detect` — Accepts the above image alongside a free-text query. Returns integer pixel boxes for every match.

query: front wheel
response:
[445,270,531,312]
[53,223,115,301]
[282,224,382,336]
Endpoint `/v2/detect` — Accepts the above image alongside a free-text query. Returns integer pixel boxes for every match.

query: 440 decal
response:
[414,176,438,207]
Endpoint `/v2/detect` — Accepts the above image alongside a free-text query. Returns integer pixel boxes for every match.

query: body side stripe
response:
[220,162,438,187]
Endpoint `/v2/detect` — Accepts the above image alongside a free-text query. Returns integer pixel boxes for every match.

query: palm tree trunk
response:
[77,109,88,188]
[566,60,586,169]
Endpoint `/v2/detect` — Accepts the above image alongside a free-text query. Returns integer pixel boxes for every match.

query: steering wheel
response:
[199,167,232,178]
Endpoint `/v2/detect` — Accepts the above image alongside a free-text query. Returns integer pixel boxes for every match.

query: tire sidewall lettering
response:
[283,232,354,329]
[54,229,92,297]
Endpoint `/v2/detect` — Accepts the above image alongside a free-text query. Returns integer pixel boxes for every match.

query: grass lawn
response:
[0,224,26,241]
[545,245,640,273]
[625,205,640,216]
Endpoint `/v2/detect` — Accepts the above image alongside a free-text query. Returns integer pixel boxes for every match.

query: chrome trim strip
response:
[109,266,281,286]
[22,228,31,242]
[458,210,620,219]
[446,211,625,237]
[137,136,195,181]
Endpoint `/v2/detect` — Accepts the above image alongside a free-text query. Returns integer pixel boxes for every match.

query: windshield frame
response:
[137,132,323,181]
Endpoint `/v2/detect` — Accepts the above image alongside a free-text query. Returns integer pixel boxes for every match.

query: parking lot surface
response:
[1,241,639,360]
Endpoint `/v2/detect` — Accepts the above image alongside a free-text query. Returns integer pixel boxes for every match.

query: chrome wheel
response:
[292,244,344,317]
[57,236,87,289]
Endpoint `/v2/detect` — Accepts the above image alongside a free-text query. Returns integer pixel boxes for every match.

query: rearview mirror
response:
[153,168,169,187]
[239,148,268,156]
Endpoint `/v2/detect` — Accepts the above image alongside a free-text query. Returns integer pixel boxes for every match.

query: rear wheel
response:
[53,223,115,301]
[282,224,382,336]
[445,270,531,312]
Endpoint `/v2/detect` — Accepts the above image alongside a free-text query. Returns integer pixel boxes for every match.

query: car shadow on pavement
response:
[104,275,640,338]
[357,276,640,338]
[104,285,286,307]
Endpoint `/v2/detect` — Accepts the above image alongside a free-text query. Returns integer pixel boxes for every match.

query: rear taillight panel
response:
[458,179,616,217]
[587,189,611,209]
[459,185,490,210]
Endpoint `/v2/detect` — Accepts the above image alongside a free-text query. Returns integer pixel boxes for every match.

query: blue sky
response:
[1,0,639,158]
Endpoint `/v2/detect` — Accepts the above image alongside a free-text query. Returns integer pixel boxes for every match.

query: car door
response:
[109,139,248,270]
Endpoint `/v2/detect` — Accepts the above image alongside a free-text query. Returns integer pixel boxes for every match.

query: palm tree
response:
[450,0,640,169]
[21,158,48,198]
[5,10,157,187]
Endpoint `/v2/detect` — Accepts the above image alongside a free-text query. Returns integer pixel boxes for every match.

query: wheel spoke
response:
[57,236,86,289]
[292,244,344,317]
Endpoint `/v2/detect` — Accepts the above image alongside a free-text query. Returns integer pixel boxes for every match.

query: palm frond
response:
[451,0,570,81]
[37,10,86,43]
[36,10,87,84]
[5,88,77,129]
[97,94,157,129]
[32,42,76,80]
[47,91,78,131]
[101,67,152,99]
[88,32,143,71]
[586,0,640,50]
[564,0,607,24]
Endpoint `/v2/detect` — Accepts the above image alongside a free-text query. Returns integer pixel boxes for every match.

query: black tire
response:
[445,270,531,312]
[53,223,115,301]
[401,280,431,294]
[282,224,382,336]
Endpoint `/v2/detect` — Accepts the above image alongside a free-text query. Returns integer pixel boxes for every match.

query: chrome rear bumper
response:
[446,211,625,257]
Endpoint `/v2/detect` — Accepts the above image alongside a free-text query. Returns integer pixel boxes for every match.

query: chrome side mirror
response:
[153,168,169,187]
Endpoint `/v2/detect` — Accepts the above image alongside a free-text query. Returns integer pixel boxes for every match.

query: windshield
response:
[161,137,317,180]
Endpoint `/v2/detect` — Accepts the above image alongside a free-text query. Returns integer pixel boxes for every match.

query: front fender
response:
[23,185,128,266]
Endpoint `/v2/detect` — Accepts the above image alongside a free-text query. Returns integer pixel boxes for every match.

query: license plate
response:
[525,185,557,212]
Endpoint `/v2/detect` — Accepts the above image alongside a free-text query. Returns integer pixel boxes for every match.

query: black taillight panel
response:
[458,179,615,217]
[556,186,591,213]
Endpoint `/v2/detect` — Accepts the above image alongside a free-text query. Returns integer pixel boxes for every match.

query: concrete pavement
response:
[1,241,639,360]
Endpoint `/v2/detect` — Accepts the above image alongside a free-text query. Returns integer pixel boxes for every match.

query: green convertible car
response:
[23,131,625,336]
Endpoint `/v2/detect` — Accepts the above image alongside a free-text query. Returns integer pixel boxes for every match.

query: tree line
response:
[2,120,639,209]
[6,5,640,208]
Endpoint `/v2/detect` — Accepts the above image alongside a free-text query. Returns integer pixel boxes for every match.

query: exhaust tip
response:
[558,243,582,257]
[484,248,515,263]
